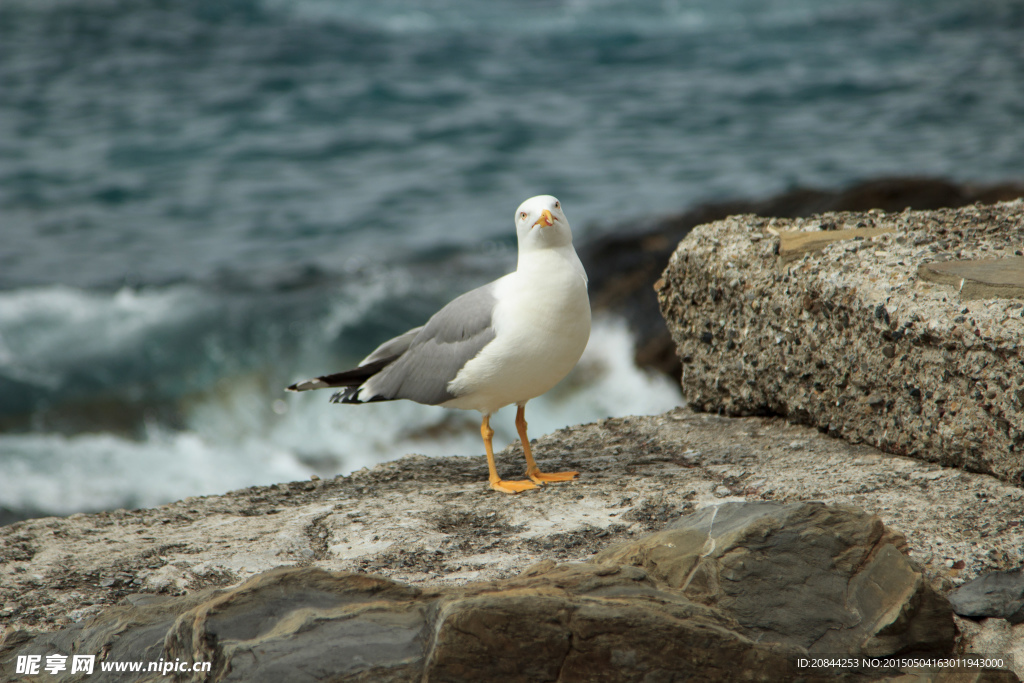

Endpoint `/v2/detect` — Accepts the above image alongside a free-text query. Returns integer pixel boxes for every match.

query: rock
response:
[950,570,1024,624]
[420,560,802,683]
[0,503,972,682]
[597,502,953,656]
[0,549,806,683]
[656,201,1024,484]
[580,177,1024,378]
[166,569,426,682]
[918,256,1024,301]
[777,226,896,265]
[957,616,1024,678]
[5,408,1024,677]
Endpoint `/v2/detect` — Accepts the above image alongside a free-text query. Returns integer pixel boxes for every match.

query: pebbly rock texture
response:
[580,177,1024,378]
[950,570,1024,625]
[0,503,970,682]
[656,200,1024,484]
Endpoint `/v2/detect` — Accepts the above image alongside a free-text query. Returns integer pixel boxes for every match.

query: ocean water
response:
[1,0,1023,520]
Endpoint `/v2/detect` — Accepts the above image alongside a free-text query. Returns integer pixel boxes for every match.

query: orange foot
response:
[527,469,579,485]
[489,478,537,494]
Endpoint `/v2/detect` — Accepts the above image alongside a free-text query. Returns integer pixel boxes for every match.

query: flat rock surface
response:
[918,256,1024,300]
[656,200,1024,483]
[4,406,1024,649]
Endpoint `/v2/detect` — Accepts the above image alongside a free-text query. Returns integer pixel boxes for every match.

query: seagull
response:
[286,195,591,493]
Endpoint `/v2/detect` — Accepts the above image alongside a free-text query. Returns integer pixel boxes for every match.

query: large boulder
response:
[656,201,1024,483]
[598,502,953,657]
[580,177,1024,378]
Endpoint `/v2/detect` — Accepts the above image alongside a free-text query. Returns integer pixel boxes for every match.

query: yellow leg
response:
[517,405,579,485]
[482,415,535,494]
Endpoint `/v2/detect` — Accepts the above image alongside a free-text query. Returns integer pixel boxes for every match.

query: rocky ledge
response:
[4,408,1024,680]
[656,200,1024,484]
[1,502,968,682]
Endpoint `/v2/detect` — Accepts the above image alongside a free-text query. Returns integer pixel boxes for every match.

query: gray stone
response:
[597,501,954,657]
[950,570,1024,624]
[165,570,426,683]
[656,200,1024,484]
[0,504,978,682]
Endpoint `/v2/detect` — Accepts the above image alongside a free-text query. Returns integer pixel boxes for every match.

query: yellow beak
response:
[532,209,554,228]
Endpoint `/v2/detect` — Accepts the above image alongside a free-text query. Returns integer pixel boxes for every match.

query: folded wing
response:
[285,283,498,406]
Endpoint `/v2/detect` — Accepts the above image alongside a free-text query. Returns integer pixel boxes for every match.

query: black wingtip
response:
[289,358,397,401]
[286,378,329,393]
[330,387,358,404]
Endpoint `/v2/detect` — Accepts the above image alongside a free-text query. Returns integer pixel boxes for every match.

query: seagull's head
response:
[514,195,573,250]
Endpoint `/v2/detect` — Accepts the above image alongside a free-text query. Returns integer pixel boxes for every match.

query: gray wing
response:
[360,326,423,365]
[358,283,498,405]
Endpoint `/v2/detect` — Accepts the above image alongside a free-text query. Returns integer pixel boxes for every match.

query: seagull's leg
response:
[482,414,535,494]
[517,404,578,484]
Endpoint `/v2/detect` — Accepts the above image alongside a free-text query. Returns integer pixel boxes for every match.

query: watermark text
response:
[16,654,211,676]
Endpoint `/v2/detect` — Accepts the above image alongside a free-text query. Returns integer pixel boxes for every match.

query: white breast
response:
[445,248,591,415]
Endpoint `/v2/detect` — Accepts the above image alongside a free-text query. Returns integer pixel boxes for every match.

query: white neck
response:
[517,244,588,287]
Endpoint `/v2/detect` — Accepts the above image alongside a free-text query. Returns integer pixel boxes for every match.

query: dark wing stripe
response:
[285,357,393,392]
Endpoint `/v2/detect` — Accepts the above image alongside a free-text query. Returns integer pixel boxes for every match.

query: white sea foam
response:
[0,284,211,387]
[0,428,309,517]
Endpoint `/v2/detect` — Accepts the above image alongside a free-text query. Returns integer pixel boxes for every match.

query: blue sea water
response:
[1,0,1023,520]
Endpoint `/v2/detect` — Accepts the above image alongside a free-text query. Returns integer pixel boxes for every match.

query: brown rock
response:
[598,502,953,657]
[918,256,1024,301]
[778,226,896,265]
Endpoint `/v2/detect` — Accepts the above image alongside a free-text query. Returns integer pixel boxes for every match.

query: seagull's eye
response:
[520,211,527,220]
[554,202,560,209]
